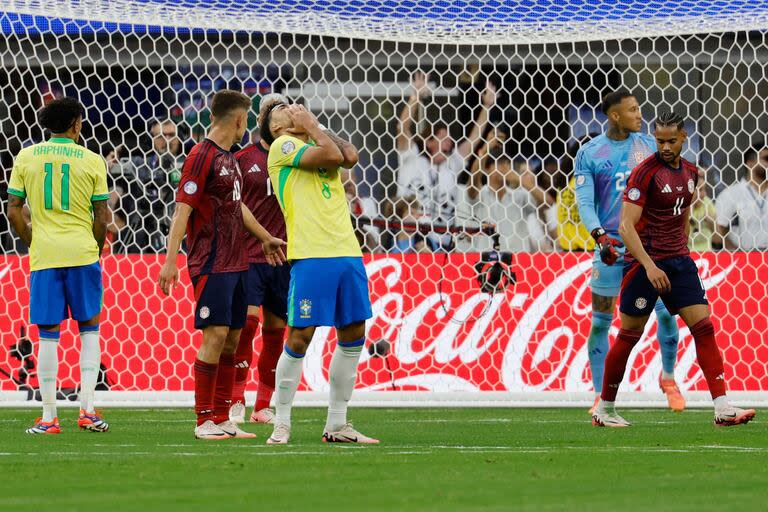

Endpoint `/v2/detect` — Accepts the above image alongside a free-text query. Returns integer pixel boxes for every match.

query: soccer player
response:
[592,112,756,427]
[261,102,378,445]
[575,89,684,413]
[7,97,111,434]
[229,93,292,425]
[158,90,287,440]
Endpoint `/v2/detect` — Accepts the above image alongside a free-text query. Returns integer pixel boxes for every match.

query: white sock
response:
[599,400,615,413]
[274,348,305,427]
[325,339,363,432]
[713,395,729,411]
[661,370,675,380]
[37,335,59,422]
[79,327,101,413]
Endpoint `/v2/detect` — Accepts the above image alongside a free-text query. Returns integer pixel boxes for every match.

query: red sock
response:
[600,329,643,403]
[255,327,285,411]
[690,318,726,399]
[232,314,259,405]
[213,352,236,424]
[194,358,218,426]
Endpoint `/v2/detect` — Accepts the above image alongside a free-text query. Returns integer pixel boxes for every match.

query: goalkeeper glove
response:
[591,227,623,266]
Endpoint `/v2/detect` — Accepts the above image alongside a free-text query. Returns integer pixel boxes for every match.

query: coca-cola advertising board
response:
[1,253,766,393]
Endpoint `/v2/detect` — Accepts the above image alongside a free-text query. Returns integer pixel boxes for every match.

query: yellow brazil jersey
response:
[557,177,596,252]
[8,138,109,271]
[267,134,362,260]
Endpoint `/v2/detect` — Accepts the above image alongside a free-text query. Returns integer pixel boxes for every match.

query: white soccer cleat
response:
[217,420,257,439]
[592,409,631,428]
[322,423,380,444]
[229,402,246,424]
[266,423,291,445]
[250,407,275,424]
[194,420,231,440]
[714,406,756,427]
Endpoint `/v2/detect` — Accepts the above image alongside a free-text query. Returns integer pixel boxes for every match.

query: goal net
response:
[2,1,768,407]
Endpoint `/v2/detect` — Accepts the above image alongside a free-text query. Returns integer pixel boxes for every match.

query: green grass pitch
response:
[1,407,765,511]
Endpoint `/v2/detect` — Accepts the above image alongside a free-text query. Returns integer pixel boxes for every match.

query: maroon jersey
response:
[623,153,698,262]
[176,139,247,278]
[235,143,287,264]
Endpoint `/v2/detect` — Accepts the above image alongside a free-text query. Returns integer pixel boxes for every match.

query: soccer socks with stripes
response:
[587,311,612,394]
[79,325,101,414]
[213,352,236,424]
[655,301,680,378]
[325,338,364,432]
[256,327,285,411]
[600,329,643,403]
[690,318,727,400]
[194,358,218,426]
[232,314,259,405]
[273,346,305,426]
[38,330,60,423]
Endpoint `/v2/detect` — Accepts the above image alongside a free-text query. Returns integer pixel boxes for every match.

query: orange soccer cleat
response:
[659,377,686,412]
[26,417,61,435]
[78,410,110,432]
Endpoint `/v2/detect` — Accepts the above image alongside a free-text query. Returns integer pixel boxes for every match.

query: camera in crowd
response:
[474,250,516,294]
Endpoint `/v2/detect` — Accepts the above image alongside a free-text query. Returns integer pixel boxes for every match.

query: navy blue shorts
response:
[620,256,708,316]
[246,262,291,321]
[192,271,248,330]
[29,262,102,325]
[288,257,372,328]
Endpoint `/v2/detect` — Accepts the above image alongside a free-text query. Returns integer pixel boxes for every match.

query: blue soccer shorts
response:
[287,257,373,329]
[246,262,291,321]
[191,271,248,330]
[29,262,103,326]
[620,256,709,316]
[590,254,625,298]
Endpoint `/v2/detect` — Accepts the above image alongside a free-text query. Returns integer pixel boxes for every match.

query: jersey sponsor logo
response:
[688,179,695,193]
[281,141,296,155]
[199,306,210,319]
[183,181,198,195]
[635,297,647,310]
[576,175,586,186]
[248,163,262,173]
[299,299,312,319]
[661,184,672,193]
[627,187,641,201]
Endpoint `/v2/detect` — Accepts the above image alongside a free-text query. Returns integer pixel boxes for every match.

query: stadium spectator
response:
[391,195,430,254]
[689,173,716,251]
[714,143,768,251]
[456,151,551,252]
[396,71,497,249]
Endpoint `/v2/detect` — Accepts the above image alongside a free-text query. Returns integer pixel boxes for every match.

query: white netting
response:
[1,2,768,406]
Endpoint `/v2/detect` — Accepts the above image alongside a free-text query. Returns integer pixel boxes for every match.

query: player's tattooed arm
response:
[619,201,671,294]
[7,194,32,247]
[91,199,110,255]
[324,130,359,169]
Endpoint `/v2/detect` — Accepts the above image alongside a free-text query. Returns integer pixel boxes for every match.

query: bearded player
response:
[575,89,684,413]
[261,102,378,445]
[158,90,286,440]
[592,112,756,427]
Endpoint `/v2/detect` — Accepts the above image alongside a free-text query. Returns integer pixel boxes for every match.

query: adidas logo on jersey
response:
[247,164,261,173]
[661,184,672,193]
[220,167,232,176]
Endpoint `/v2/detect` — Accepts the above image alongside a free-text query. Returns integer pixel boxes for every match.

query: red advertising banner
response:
[1,253,767,393]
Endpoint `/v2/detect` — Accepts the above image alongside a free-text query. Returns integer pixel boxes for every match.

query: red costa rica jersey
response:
[176,139,247,278]
[623,153,699,263]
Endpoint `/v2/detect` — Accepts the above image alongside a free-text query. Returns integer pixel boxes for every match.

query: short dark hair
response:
[39,97,84,134]
[601,88,635,114]
[653,111,685,131]
[259,102,282,146]
[744,140,768,164]
[210,90,251,119]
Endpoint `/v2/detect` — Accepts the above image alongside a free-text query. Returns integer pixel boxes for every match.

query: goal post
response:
[1,2,768,407]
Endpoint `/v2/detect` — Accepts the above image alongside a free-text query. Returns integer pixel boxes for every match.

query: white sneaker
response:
[322,423,380,444]
[217,420,257,439]
[250,407,275,424]
[266,423,291,445]
[592,408,631,428]
[229,402,246,424]
[194,420,230,440]
[714,406,756,427]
